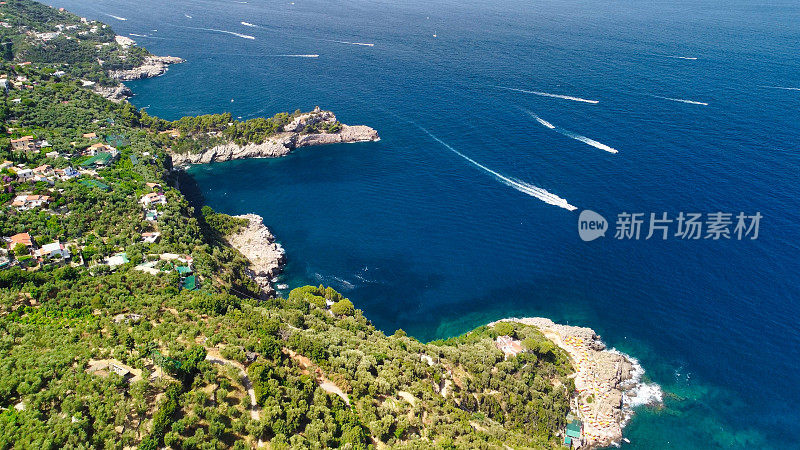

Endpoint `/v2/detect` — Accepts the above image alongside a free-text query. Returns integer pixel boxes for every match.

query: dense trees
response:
[0,3,577,447]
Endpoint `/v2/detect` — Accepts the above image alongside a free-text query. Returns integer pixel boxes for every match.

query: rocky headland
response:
[490,317,661,449]
[224,214,286,298]
[169,108,380,166]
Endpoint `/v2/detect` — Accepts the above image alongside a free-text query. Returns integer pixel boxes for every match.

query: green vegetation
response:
[0,2,578,448]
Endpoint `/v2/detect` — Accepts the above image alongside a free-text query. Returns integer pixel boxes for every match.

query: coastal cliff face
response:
[108,55,185,81]
[224,214,286,298]
[491,317,657,449]
[169,110,380,166]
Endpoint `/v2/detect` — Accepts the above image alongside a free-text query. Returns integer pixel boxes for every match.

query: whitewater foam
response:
[651,95,708,106]
[416,125,577,211]
[105,14,127,21]
[184,14,192,19]
[609,349,664,414]
[663,55,698,60]
[241,21,257,27]
[496,86,599,104]
[525,110,619,154]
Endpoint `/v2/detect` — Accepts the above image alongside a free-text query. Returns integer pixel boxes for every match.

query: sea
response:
[48,0,800,448]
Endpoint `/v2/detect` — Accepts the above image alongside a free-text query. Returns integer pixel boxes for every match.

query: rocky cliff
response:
[108,55,185,81]
[169,109,379,166]
[490,317,660,449]
[225,214,286,298]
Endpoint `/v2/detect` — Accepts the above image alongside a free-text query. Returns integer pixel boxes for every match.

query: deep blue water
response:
[50,0,800,447]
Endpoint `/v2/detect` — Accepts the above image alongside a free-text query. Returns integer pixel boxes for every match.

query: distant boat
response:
[433,31,437,38]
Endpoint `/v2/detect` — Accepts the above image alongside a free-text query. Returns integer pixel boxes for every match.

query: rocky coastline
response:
[490,317,662,449]
[92,83,133,102]
[169,109,380,166]
[108,55,185,81]
[224,214,286,298]
[93,43,184,102]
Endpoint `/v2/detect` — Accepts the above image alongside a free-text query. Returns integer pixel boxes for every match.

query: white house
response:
[105,253,129,268]
[140,192,166,207]
[11,194,52,210]
[14,169,34,182]
[55,167,80,180]
[37,241,70,259]
[141,232,161,243]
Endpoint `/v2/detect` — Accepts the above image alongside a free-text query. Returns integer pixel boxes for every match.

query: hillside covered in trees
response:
[0,1,576,448]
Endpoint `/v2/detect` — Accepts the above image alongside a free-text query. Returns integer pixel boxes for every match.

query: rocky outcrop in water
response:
[108,55,184,81]
[169,109,379,166]
[225,214,286,298]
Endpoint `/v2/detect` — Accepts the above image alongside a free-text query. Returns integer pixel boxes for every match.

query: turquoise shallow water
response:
[49,0,800,447]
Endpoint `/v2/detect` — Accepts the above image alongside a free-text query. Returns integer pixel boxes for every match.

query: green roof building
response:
[564,420,582,448]
[79,179,110,191]
[175,265,192,276]
[181,275,197,291]
[81,152,114,168]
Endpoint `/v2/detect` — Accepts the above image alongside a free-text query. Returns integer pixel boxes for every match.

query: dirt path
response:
[285,349,350,405]
[205,351,260,421]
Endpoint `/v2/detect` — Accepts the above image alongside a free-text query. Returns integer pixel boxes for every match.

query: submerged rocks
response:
[224,214,286,298]
[108,55,185,81]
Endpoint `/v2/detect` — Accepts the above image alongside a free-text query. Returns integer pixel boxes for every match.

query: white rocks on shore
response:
[224,214,286,298]
[92,83,133,102]
[169,109,379,166]
[108,55,184,81]
[490,317,660,449]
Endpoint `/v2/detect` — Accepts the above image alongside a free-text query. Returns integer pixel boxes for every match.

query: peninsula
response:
[490,318,661,448]
[168,107,380,166]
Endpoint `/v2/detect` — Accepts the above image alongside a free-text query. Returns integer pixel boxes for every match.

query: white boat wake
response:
[651,95,708,106]
[105,14,127,21]
[184,14,192,19]
[663,55,698,60]
[326,39,375,47]
[416,124,577,211]
[179,25,255,40]
[272,54,319,58]
[495,86,599,104]
[241,21,257,27]
[533,115,556,129]
[525,110,619,154]
[759,85,800,92]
